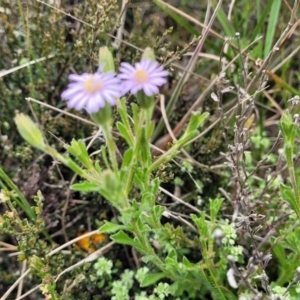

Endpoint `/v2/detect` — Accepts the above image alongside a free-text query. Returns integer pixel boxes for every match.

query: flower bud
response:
[142,47,156,62]
[14,114,46,150]
[99,46,115,73]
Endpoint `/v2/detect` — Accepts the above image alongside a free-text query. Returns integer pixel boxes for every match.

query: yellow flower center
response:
[84,77,104,94]
[134,69,149,84]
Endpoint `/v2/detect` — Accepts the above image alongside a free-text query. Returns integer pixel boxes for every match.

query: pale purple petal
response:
[118,73,132,80]
[142,59,154,70]
[143,84,159,96]
[131,85,141,94]
[152,70,169,77]
[120,63,136,72]
[86,101,99,114]
[104,94,116,106]
[150,77,167,86]
[147,61,159,73]
[61,87,83,99]
[95,94,106,107]
[68,94,88,109]
[121,83,133,93]
[135,62,143,70]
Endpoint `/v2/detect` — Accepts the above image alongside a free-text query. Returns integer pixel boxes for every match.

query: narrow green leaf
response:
[99,221,125,233]
[271,239,287,267]
[140,273,167,287]
[210,198,223,224]
[122,148,133,168]
[216,7,235,37]
[70,181,100,192]
[117,122,134,147]
[183,256,194,268]
[264,0,281,58]
[186,112,209,133]
[250,0,274,42]
[280,183,300,216]
[95,161,102,173]
[111,230,139,247]
[0,167,36,220]
[118,98,129,123]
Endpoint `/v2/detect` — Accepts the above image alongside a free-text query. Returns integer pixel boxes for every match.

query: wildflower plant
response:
[15,46,215,297]
[5,1,300,299]
[13,44,300,299]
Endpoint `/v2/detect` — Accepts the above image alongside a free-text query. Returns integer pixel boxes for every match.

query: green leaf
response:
[122,148,133,168]
[133,167,145,189]
[264,0,281,58]
[71,181,100,192]
[140,273,167,287]
[186,112,209,134]
[99,221,125,233]
[216,7,235,37]
[270,237,288,271]
[0,167,36,221]
[191,213,209,240]
[117,122,134,147]
[147,120,155,140]
[176,112,209,148]
[98,170,126,209]
[280,183,300,216]
[66,139,93,169]
[168,248,177,260]
[153,205,165,221]
[139,127,151,166]
[140,191,155,211]
[250,0,274,43]
[111,230,140,247]
[95,160,102,173]
[182,256,194,268]
[118,98,130,123]
[210,198,223,224]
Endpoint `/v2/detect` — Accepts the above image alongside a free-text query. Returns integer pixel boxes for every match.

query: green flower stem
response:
[124,164,134,196]
[124,109,147,195]
[136,108,146,146]
[43,146,103,185]
[131,221,164,268]
[148,145,179,173]
[145,105,154,140]
[149,130,198,173]
[286,147,300,216]
[101,123,119,176]
[49,287,59,300]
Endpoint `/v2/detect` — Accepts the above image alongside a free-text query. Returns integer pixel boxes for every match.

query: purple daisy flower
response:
[118,59,168,96]
[61,71,121,114]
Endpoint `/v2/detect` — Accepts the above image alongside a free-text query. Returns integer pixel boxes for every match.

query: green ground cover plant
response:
[1,0,300,299]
